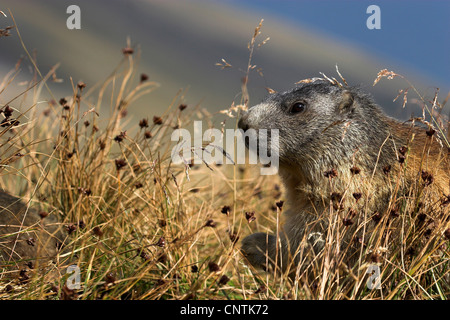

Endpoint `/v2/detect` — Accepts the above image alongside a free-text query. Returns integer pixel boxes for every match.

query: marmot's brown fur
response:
[239,79,449,273]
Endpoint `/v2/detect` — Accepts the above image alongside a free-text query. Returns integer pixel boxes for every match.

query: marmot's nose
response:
[238,112,250,131]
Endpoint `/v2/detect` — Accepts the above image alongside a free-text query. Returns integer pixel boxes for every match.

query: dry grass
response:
[0,19,448,300]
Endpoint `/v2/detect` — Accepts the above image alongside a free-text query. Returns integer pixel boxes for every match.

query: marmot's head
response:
[238,80,384,170]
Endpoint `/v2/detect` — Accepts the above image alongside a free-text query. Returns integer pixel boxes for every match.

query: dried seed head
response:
[66,224,77,234]
[4,285,13,293]
[0,118,20,127]
[245,211,256,223]
[399,146,408,155]
[350,166,361,175]
[221,205,231,215]
[191,265,198,273]
[218,275,230,286]
[342,218,353,226]
[93,226,103,237]
[139,118,149,128]
[78,187,91,196]
[324,168,338,178]
[99,140,106,150]
[158,219,167,228]
[352,192,362,201]
[426,128,436,137]
[205,219,216,228]
[331,192,343,210]
[398,154,406,164]
[140,73,149,83]
[84,120,90,127]
[153,116,163,125]
[442,195,450,206]
[77,81,86,90]
[331,192,342,202]
[369,253,382,263]
[78,220,86,229]
[135,182,143,189]
[144,131,152,139]
[18,269,30,284]
[122,47,134,55]
[3,105,13,118]
[59,98,67,106]
[421,170,434,186]
[155,236,166,248]
[229,232,239,244]
[208,261,221,273]
[383,165,391,175]
[276,200,284,209]
[132,164,141,173]
[0,26,13,38]
[105,272,116,285]
[178,104,187,111]
[254,285,267,294]
[114,131,126,143]
[139,249,151,261]
[115,158,127,171]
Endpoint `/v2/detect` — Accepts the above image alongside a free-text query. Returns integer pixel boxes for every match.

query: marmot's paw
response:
[241,233,275,271]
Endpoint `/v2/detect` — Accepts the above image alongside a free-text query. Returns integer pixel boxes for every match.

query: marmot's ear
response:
[338,91,354,112]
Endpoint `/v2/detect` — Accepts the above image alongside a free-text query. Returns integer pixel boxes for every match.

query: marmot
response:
[0,190,62,267]
[239,79,449,274]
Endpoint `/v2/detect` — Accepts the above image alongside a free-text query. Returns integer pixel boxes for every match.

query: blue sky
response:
[228,0,449,87]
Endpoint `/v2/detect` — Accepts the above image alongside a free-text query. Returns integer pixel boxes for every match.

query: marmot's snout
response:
[238,111,250,131]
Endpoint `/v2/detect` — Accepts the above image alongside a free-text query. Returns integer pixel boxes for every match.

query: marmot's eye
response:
[290,102,305,114]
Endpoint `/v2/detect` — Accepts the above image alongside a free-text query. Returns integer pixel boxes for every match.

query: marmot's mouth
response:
[242,133,275,158]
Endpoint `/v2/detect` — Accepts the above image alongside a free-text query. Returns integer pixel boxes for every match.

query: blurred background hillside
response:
[0,0,448,123]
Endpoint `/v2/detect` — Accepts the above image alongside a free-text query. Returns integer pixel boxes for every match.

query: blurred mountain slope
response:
[0,0,444,121]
